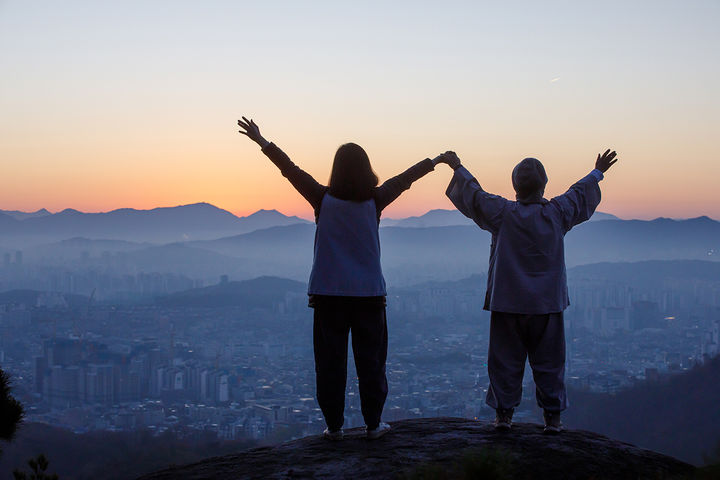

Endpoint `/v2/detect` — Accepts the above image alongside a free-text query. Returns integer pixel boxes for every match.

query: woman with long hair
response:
[237,116,451,440]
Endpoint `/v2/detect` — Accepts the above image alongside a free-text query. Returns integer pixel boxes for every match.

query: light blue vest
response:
[307,194,387,296]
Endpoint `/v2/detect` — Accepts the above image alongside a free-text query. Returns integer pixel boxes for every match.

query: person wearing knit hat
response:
[440,149,619,434]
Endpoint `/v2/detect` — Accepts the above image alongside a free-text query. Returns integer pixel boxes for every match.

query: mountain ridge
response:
[0,203,311,245]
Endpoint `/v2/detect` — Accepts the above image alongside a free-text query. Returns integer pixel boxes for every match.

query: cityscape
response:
[2,251,718,445]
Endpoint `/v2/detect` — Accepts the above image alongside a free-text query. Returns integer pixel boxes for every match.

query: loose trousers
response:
[485,311,567,412]
[313,300,388,431]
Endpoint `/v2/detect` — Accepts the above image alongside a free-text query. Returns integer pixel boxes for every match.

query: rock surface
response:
[137,418,694,479]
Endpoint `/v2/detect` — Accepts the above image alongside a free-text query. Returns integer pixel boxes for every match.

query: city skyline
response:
[1,1,719,220]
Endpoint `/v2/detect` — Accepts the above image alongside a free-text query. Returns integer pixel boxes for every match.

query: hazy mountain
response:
[156,276,306,308]
[565,216,720,265]
[0,212,21,228]
[188,223,490,284]
[589,211,620,221]
[396,273,488,292]
[568,259,720,286]
[4,205,718,285]
[382,209,474,227]
[394,260,720,295]
[382,209,619,227]
[26,237,150,264]
[184,216,720,285]
[187,224,316,281]
[238,209,310,232]
[118,243,250,279]
[0,203,310,246]
[0,208,51,220]
[566,355,720,465]
[26,241,259,281]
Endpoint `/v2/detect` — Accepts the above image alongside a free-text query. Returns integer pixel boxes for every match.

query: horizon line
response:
[2,203,719,223]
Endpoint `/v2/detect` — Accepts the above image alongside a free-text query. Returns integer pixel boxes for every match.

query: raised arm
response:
[373,156,438,213]
[552,149,618,232]
[238,117,326,211]
[442,152,510,234]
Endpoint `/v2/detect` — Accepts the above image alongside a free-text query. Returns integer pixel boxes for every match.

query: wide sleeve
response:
[261,142,327,211]
[445,166,510,235]
[374,158,435,212]
[550,170,603,233]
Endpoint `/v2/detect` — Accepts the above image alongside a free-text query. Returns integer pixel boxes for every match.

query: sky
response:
[1,0,718,220]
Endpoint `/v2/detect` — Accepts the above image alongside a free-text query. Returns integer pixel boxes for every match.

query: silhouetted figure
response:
[440,149,619,433]
[238,117,449,440]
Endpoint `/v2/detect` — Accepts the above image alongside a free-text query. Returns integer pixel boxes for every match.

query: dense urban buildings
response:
[2,262,718,443]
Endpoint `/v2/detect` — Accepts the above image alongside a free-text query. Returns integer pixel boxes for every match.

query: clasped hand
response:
[433,151,461,169]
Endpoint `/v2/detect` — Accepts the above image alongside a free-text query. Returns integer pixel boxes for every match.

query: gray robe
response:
[446,166,603,314]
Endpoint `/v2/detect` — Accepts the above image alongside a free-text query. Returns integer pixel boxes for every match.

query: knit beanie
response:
[512,157,548,204]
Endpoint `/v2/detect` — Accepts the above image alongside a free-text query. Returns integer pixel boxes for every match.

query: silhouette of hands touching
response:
[238,116,269,148]
[433,151,461,169]
[595,149,618,173]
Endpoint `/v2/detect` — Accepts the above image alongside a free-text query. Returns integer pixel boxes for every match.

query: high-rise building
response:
[47,365,83,408]
[34,356,48,394]
[85,364,114,404]
[44,338,83,366]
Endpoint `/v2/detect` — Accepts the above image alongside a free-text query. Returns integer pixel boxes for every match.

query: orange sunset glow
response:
[1,1,718,221]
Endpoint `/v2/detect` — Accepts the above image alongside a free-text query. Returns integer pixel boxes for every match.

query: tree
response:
[0,367,25,447]
[12,454,59,480]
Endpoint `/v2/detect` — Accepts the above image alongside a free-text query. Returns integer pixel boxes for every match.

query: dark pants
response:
[485,311,567,412]
[313,300,388,431]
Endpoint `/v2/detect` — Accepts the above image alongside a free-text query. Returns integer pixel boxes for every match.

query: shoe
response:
[543,411,563,434]
[494,408,513,431]
[366,422,391,440]
[323,428,344,441]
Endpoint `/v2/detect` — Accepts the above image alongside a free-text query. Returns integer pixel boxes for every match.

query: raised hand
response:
[595,149,618,173]
[237,116,268,147]
[433,151,461,169]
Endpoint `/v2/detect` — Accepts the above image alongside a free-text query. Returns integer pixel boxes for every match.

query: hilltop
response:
[156,276,306,308]
[137,417,694,480]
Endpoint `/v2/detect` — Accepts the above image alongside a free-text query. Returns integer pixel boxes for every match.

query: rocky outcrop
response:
[137,418,694,479]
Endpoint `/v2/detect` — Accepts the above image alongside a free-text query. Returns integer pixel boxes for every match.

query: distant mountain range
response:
[0,204,627,248]
[0,208,51,221]
[0,203,310,245]
[2,203,719,285]
[181,216,720,284]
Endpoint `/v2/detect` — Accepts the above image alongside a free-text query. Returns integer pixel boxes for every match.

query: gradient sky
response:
[1,0,718,220]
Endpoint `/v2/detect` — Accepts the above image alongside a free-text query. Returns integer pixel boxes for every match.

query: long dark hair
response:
[327,143,379,201]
